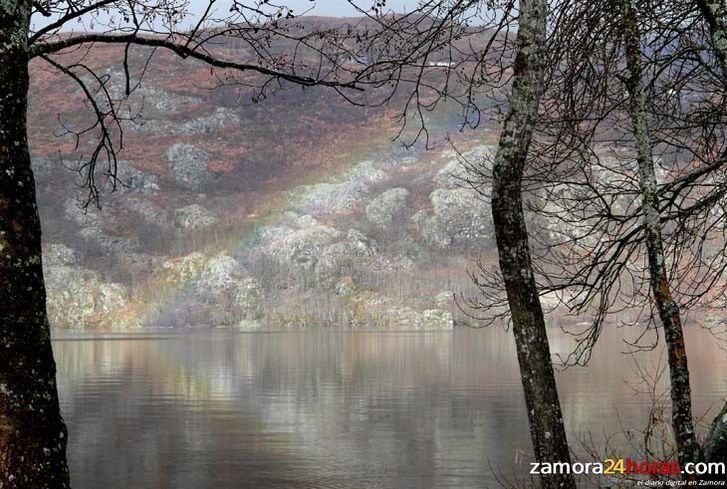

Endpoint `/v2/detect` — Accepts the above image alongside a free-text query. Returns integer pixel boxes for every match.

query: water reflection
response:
[53,327,727,489]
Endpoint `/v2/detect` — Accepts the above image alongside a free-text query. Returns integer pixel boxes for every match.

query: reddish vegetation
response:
[28,44,402,200]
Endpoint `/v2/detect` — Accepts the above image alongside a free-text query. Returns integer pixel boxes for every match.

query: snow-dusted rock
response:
[160,252,207,285]
[166,143,211,190]
[116,163,160,195]
[175,204,218,230]
[128,199,170,228]
[45,263,141,330]
[365,188,410,226]
[315,229,377,283]
[175,107,240,136]
[232,278,262,319]
[434,291,453,308]
[198,254,246,291]
[360,302,454,330]
[375,156,418,171]
[268,223,342,269]
[31,157,57,177]
[44,243,79,266]
[345,160,388,184]
[294,181,369,214]
[434,146,495,190]
[414,188,492,250]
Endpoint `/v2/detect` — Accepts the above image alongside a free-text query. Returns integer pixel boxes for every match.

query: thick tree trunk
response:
[621,0,702,470]
[0,1,72,487]
[490,1,576,488]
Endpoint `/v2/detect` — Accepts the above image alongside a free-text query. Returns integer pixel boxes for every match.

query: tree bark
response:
[695,0,727,72]
[490,0,576,488]
[703,402,727,467]
[0,1,72,487]
[621,0,702,470]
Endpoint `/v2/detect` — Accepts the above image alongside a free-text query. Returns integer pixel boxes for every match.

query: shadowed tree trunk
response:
[696,0,727,70]
[621,0,702,469]
[0,0,71,487]
[489,0,576,487]
[704,403,727,463]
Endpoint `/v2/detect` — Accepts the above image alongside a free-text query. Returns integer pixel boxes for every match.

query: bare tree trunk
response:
[703,403,727,465]
[0,1,72,487]
[621,0,702,469]
[695,0,727,71]
[490,1,576,488]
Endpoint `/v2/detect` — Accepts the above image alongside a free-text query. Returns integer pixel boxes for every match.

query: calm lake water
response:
[53,326,727,489]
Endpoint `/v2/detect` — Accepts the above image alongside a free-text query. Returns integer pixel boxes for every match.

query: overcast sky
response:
[255,1,416,17]
[180,0,420,19]
[31,1,421,32]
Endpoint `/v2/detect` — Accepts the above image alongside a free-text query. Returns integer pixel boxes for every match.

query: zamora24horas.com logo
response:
[529,458,726,484]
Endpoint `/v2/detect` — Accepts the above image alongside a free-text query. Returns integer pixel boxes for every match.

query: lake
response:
[53,326,727,488]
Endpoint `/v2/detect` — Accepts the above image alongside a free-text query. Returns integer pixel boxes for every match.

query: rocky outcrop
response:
[365,188,410,227]
[198,254,247,291]
[44,243,79,266]
[79,226,141,255]
[375,156,418,171]
[156,252,262,327]
[349,292,454,329]
[127,199,170,228]
[315,229,378,284]
[173,107,240,136]
[434,146,495,191]
[115,163,160,196]
[174,204,218,230]
[64,199,101,227]
[266,218,342,270]
[41,138,505,331]
[31,157,57,177]
[166,143,212,190]
[44,244,141,330]
[414,188,493,250]
[344,160,388,184]
[294,181,370,214]
[159,252,208,286]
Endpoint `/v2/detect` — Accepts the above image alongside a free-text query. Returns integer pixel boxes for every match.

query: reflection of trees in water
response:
[52,328,727,488]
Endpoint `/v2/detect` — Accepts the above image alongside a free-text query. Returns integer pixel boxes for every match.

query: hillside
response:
[29,36,506,331]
